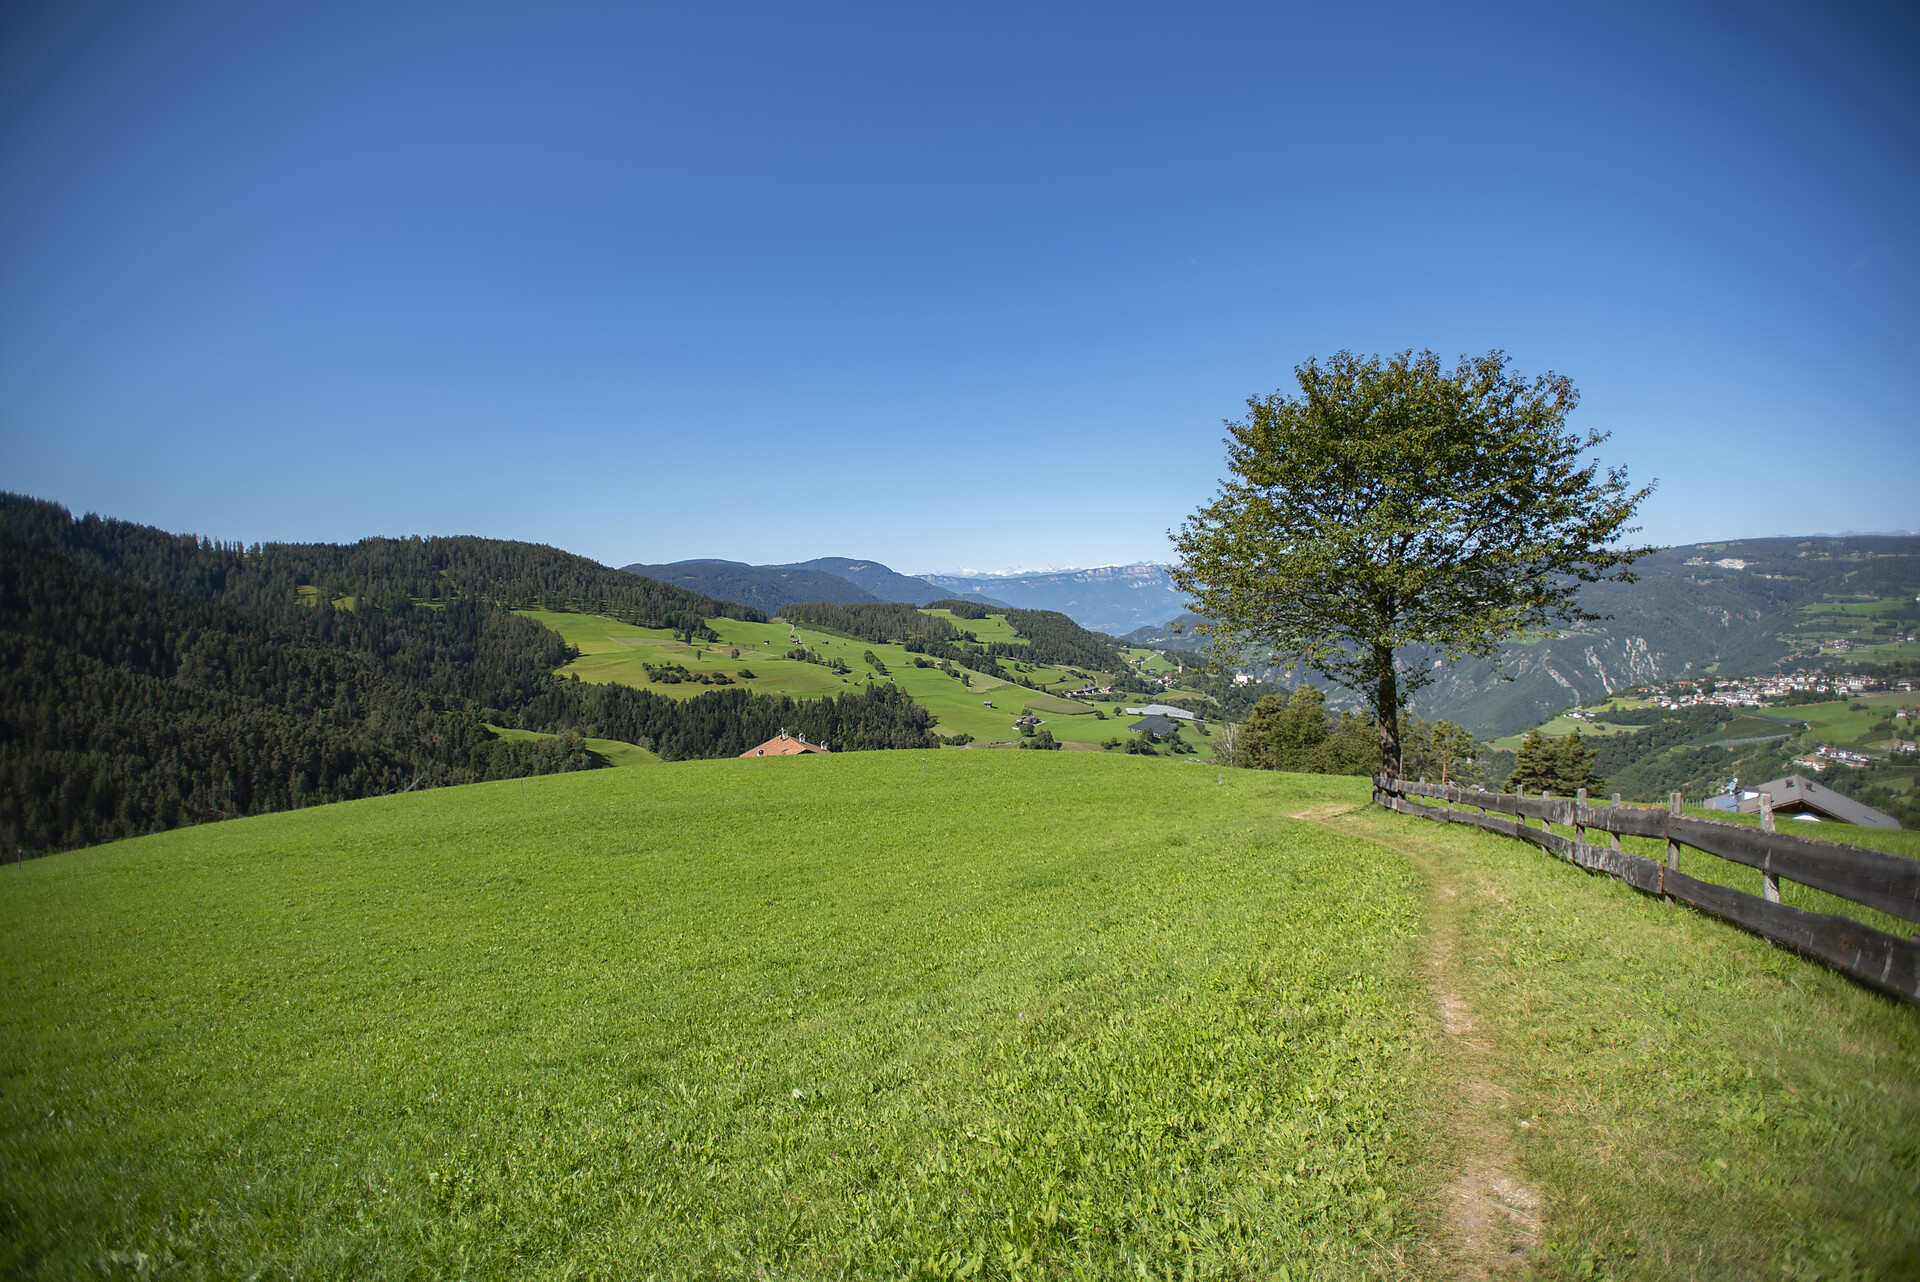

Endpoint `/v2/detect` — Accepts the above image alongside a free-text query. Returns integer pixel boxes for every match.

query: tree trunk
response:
[1373,643,1400,777]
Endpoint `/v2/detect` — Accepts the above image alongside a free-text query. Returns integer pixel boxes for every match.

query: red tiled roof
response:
[740,732,831,758]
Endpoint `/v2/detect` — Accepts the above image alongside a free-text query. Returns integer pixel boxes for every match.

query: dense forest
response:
[0,496,936,856]
[926,598,992,620]
[998,608,1125,671]
[776,601,960,647]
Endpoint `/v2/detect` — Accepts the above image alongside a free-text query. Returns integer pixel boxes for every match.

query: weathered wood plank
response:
[1574,841,1665,892]
[1378,779,1920,926]
[1574,802,1668,840]
[1663,869,1920,1005]
[1665,815,1920,924]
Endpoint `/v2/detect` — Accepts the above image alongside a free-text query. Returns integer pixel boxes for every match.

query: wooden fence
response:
[1373,776,1920,1006]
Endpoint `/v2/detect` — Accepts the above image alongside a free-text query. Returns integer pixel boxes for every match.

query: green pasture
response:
[1789,694,1912,747]
[520,610,1109,746]
[1490,713,1637,751]
[924,610,1023,647]
[1335,805,1920,1277]
[1021,693,1096,718]
[1785,598,1920,661]
[1,756,1436,1279]
[484,723,659,768]
[520,611,851,700]
[1127,648,1178,676]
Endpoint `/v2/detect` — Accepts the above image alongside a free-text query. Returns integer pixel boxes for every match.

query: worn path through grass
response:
[1319,802,1920,1279]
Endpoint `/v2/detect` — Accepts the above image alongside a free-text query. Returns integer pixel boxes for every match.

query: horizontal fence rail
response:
[1374,776,1920,1007]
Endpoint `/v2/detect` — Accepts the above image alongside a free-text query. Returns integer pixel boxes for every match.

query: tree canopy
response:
[1171,350,1653,771]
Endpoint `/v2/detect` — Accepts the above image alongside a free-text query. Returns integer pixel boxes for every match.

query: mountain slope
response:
[777,557,946,604]
[916,564,1189,634]
[620,560,881,613]
[0,495,936,853]
[1129,538,1920,738]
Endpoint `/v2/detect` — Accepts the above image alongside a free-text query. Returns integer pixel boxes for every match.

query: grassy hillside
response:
[5,754,1916,1277]
[1,755,1430,1278]
[1328,805,1920,1278]
[484,723,660,768]
[522,609,1173,751]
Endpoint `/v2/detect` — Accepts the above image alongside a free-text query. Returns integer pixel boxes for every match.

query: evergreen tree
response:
[1505,730,1560,792]
[1555,728,1606,794]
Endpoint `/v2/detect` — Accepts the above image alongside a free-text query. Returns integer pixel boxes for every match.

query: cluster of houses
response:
[1625,672,1915,712]
[1795,745,1878,771]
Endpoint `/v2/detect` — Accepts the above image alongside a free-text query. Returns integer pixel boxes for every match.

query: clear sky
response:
[2,1,1914,573]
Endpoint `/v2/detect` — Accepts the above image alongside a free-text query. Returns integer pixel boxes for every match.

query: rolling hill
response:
[616,559,884,613]
[776,556,953,605]
[6,752,1916,1276]
[0,495,935,855]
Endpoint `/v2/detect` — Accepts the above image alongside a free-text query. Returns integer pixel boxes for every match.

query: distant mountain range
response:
[1123,536,1920,737]
[912,564,1189,635]
[619,557,1193,634]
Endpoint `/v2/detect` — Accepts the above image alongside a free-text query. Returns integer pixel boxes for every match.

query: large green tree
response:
[1172,350,1653,772]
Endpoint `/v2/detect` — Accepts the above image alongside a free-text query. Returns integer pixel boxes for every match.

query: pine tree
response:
[1555,728,1605,794]
[1505,730,1559,793]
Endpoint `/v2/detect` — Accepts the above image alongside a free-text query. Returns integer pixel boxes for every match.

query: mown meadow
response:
[2,755,1431,1279]
[6,751,1917,1279]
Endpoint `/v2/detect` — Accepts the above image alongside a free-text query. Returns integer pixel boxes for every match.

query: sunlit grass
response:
[1,756,1428,1279]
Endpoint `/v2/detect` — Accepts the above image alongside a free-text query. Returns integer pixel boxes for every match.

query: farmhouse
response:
[1128,715,1178,737]
[740,731,831,758]
[1734,774,1900,829]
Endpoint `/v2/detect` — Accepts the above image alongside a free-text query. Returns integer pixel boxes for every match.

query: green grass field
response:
[1330,805,1920,1278]
[1126,648,1179,677]
[1490,714,1638,751]
[1787,694,1914,748]
[5,755,1917,1277]
[520,610,1130,749]
[485,723,660,767]
[1784,598,1920,663]
[7,756,1912,1274]
[2,756,1431,1279]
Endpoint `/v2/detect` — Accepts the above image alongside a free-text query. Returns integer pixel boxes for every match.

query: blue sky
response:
[2,1,1914,573]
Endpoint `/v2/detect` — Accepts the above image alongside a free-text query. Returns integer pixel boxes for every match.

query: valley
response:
[520,608,1201,752]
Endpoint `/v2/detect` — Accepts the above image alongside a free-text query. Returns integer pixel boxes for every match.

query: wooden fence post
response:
[1575,787,1587,855]
[1760,792,1780,903]
[1611,793,1623,853]
[1666,792,1683,900]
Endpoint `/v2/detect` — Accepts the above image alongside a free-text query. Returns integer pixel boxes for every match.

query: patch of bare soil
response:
[1306,810,1543,1277]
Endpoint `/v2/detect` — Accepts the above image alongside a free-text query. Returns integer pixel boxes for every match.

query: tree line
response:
[775,601,959,647]
[0,496,935,856]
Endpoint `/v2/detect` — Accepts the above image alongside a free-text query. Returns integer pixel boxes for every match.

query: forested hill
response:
[620,560,881,614]
[0,496,936,856]
[1,495,761,633]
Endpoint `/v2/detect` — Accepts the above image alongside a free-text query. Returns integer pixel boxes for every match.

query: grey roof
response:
[1123,704,1196,720]
[1736,774,1901,829]
[1129,715,1178,736]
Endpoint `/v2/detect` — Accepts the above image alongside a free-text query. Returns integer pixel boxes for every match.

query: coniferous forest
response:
[0,495,937,856]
